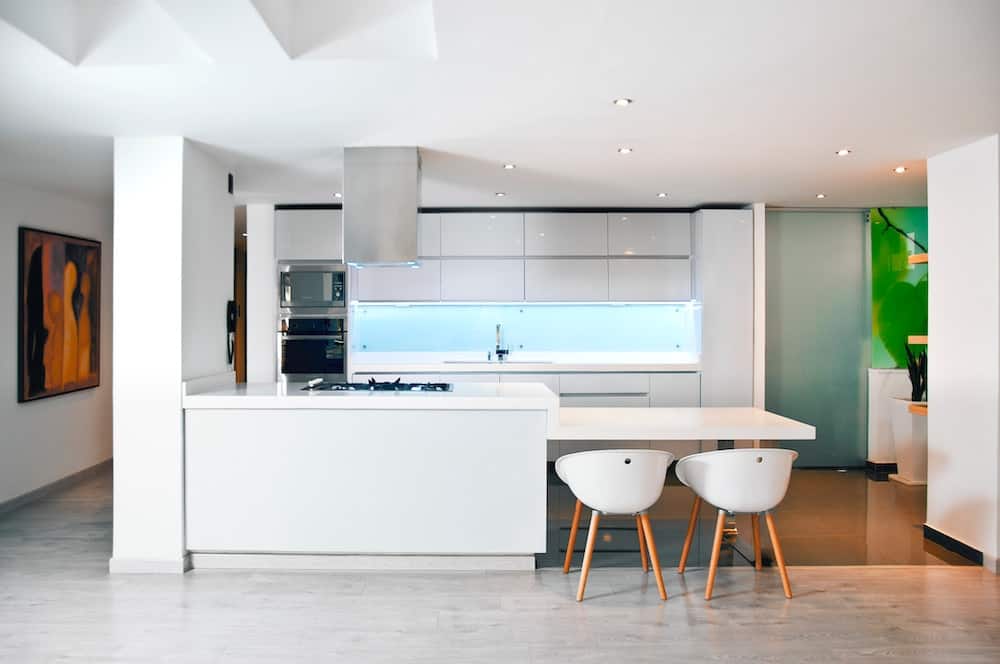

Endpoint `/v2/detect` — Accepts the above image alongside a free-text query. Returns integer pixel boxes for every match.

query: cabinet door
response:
[275,209,343,261]
[524,213,607,256]
[608,258,691,301]
[440,213,524,256]
[354,260,441,301]
[418,213,441,257]
[608,212,691,256]
[441,259,524,301]
[352,373,500,384]
[498,373,560,395]
[524,259,608,301]
[559,373,650,395]
[649,373,702,406]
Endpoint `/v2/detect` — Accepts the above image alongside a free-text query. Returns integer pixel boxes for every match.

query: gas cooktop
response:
[302,378,453,392]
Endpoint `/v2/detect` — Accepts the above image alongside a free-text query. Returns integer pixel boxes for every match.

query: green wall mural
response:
[870,207,928,368]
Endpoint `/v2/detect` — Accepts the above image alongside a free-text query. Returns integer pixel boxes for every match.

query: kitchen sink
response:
[443,360,553,364]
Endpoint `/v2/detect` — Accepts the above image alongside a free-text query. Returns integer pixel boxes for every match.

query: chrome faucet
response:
[495,323,509,361]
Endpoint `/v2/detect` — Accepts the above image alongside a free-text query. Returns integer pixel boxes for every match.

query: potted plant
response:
[889,345,928,485]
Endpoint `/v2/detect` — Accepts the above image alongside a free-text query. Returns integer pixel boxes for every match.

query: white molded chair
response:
[675,448,798,600]
[555,449,675,601]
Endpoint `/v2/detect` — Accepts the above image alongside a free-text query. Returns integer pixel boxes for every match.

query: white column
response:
[926,133,1000,573]
[694,209,754,410]
[246,204,276,382]
[111,138,234,573]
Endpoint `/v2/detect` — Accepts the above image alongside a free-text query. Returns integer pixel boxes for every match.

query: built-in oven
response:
[278,262,347,316]
[278,316,347,382]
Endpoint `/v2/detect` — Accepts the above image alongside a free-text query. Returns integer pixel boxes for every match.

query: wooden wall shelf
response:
[909,253,928,265]
[908,335,928,344]
[909,403,928,416]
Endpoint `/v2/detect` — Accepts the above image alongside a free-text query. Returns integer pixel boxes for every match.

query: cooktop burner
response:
[303,378,453,392]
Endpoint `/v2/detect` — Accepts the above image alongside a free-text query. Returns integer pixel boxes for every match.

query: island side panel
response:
[185,409,547,555]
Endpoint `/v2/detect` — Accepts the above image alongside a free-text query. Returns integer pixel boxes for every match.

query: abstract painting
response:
[869,208,928,368]
[18,227,101,402]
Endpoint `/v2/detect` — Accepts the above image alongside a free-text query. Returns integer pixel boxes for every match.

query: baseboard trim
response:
[0,458,111,516]
[865,461,898,482]
[923,525,983,565]
[109,554,192,574]
[189,553,536,572]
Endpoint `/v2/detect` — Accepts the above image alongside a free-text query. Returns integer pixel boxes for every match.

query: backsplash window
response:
[350,302,699,353]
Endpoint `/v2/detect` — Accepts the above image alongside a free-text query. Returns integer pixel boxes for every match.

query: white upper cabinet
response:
[417,213,441,257]
[608,258,692,301]
[440,213,524,256]
[608,212,691,256]
[441,259,524,301]
[524,259,608,301]
[275,208,343,261]
[524,213,607,256]
[354,260,441,301]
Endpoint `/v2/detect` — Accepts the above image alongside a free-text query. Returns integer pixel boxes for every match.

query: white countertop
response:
[350,351,701,374]
[183,381,560,412]
[551,407,816,441]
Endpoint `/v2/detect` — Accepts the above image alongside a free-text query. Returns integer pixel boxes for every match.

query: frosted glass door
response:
[766,211,868,467]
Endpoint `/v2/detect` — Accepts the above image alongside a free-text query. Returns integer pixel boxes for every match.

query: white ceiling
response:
[0,0,998,208]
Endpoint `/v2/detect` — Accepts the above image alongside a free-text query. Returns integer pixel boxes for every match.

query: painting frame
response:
[17,226,102,403]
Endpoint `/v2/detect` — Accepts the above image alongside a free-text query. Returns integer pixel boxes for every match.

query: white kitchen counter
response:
[551,407,816,441]
[183,381,559,412]
[349,351,701,374]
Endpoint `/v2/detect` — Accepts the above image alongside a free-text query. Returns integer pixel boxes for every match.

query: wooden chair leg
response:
[677,495,701,573]
[639,513,667,600]
[636,515,649,572]
[576,510,601,602]
[704,509,727,600]
[563,499,583,574]
[764,512,793,599]
[751,513,762,571]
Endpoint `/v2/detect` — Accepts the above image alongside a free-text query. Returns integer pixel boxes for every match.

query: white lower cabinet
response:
[352,373,500,384]
[441,259,524,301]
[498,373,560,394]
[558,374,650,407]
[608,258,691,301]
[354,260,441,301]
[649,373,701,406]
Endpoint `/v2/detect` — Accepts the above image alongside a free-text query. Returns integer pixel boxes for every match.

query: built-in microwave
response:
[278,262,347,315]
[277,316,347,382]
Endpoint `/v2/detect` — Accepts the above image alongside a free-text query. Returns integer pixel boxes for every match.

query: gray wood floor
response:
[2,469,999,662]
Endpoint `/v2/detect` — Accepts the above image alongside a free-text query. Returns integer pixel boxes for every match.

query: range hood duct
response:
[343,146,421,266]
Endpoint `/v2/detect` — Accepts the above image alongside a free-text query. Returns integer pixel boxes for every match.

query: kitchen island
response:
[182,377,814,572]
[183,379,558,570]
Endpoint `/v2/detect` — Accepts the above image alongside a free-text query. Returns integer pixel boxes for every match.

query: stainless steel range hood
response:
[343,147,421,266]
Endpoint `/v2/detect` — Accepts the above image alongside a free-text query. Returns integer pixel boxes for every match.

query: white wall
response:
[0,181,112,505]
[246,204,276,382]
[926,133,1000,572]
[182,141,235,379]
[112,137,233,572]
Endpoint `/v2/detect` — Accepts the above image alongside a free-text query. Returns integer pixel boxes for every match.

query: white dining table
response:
[549,406,816,443]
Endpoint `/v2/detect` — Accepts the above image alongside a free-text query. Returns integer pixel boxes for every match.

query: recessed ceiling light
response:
[503,163,516,170]
[495,192,506,197]
[613,98,633,106]
[836,148,851,157]
[816,193,826,199]
[656,192,668,198]
[893,165,907,174]
[334,192,343,198]
[617,147,633,154]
